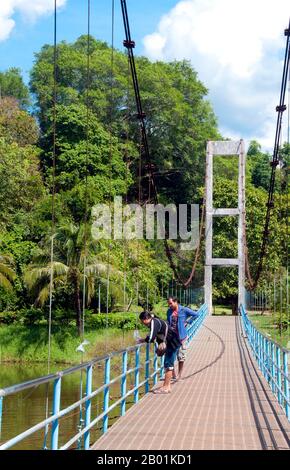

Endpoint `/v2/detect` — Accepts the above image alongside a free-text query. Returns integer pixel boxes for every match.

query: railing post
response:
[134,347,140,403]
[276,347,282,405]
[121,351,127,416]
[84,365,93,450]
[145,343,150,393]
[262,337,266,377]
[259,333,263,371]
[283,351,289,419]
[257,332,262,370]
[254,330,258,362]
[103,357,110,433]
[265,339,270,383]
[0,396,3,439]
[251,323,254,350]
[153,347,158,386]
[249,322,253,349]
[271,343,276,394]
[51,375,62,450]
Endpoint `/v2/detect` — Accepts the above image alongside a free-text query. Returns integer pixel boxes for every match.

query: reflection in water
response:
[0,330,144,450]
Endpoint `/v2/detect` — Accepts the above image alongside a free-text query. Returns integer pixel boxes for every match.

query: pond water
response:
[0,330,149,450]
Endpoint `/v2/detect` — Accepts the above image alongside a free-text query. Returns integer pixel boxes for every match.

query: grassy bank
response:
[247,311,290,349]
[212,305,290,349]
[212,305,233,315]
[0,324,138,363]
[0,301,171,364]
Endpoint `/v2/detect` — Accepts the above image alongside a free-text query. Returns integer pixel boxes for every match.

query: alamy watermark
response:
[91,196,199,251]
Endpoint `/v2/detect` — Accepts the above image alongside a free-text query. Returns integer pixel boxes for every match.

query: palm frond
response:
[24,262,68,289]
[0,272,13,291]
[0,263,16,282]
[85,262,122,278]
[36,286,50,306]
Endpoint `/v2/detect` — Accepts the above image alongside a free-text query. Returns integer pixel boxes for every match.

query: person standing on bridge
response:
[138,310,181,394]
[167,296,199,382]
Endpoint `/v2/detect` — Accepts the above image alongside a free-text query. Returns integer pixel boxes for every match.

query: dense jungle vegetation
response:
[0,36,289,341]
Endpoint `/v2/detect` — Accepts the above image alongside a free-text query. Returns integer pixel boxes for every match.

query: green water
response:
[0,331,143,450]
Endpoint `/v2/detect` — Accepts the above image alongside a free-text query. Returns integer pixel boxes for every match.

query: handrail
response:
[0,346,140,398]
[240,304,290,421]
[0,303,208,450]
[241,305,290,354]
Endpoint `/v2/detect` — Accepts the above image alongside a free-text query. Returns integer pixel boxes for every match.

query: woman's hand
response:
[136,338,145,344]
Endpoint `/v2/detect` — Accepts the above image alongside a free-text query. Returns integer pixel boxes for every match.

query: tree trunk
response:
[126,296,133,312]
[231,298,238,315]
[72,271,82,336]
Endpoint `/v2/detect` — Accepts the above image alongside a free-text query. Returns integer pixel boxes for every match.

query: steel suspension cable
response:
[246,21,290,289]
[82,0,91,343]
[122,54,131,320]
[279,126,284,340]
[287,68,290,345]
[43,0,58,450]
[105,0,115,351]
[120,0,205,289]
[77,0,92,450]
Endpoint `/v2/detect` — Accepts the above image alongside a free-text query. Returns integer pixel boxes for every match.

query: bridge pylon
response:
[205,140,246,314]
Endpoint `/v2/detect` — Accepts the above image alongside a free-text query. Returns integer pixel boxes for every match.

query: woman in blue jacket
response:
[167,297,199,381]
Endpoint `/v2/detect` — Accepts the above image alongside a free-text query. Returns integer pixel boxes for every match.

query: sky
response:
[0,0,289,152]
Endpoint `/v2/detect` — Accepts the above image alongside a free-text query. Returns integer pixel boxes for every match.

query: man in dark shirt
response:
[138,311,181,393]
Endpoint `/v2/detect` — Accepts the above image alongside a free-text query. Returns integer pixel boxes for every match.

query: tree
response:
[0,254,16,291]
[30,37,220,206]
[24,223,121,335]
[0,68,30,108]
[0,138,46,230]
[247,140,272,191]
[0,97,38,146]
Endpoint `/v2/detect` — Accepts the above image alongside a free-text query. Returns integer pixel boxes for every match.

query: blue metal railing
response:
[240,304,290,421]
[0,303,207,450]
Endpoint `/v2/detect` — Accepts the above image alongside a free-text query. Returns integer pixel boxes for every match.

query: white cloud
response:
[143,0,290,151]
[0,0,66,42]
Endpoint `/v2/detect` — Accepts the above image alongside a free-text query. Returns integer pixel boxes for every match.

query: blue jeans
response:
[164,346,178,370]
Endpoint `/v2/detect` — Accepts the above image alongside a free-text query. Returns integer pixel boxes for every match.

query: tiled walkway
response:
[92,316,290,450]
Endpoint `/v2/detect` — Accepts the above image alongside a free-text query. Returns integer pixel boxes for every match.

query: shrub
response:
[0,311,18,324]
[85,312,142,330]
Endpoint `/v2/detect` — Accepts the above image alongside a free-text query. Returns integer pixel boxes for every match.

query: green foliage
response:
[40,103,130,220]
[248,140,272,191]
[30,38,220,206]
[24,223,125,335]
[86,312,139,330]
[0,97,38,146]
[0,254,16,291]
[1,34,288,342]
[0,68,30,108]
[0,139,46,231]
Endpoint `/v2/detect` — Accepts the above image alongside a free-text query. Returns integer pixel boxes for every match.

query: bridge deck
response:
[91,316,290,450]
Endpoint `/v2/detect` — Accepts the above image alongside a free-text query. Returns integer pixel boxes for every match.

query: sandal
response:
[153,388,171,394]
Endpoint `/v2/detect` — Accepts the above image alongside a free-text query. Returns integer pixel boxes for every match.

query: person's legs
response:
[177,361,184,379]
[163,368,173,391]
[171,348,179,381]
[157,347,177,392]
[175,343,187,380]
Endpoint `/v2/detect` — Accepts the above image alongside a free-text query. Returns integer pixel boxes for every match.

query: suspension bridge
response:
[0,1,290,451]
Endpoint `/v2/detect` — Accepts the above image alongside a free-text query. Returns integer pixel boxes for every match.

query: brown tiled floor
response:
[91,316,290,450]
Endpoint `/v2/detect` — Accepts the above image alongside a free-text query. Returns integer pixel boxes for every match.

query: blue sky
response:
[0,1,177,79]
[0,0,289,151]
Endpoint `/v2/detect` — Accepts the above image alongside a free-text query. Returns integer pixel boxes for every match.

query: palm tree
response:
[24,223,120,336]
[0,254,16,291]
